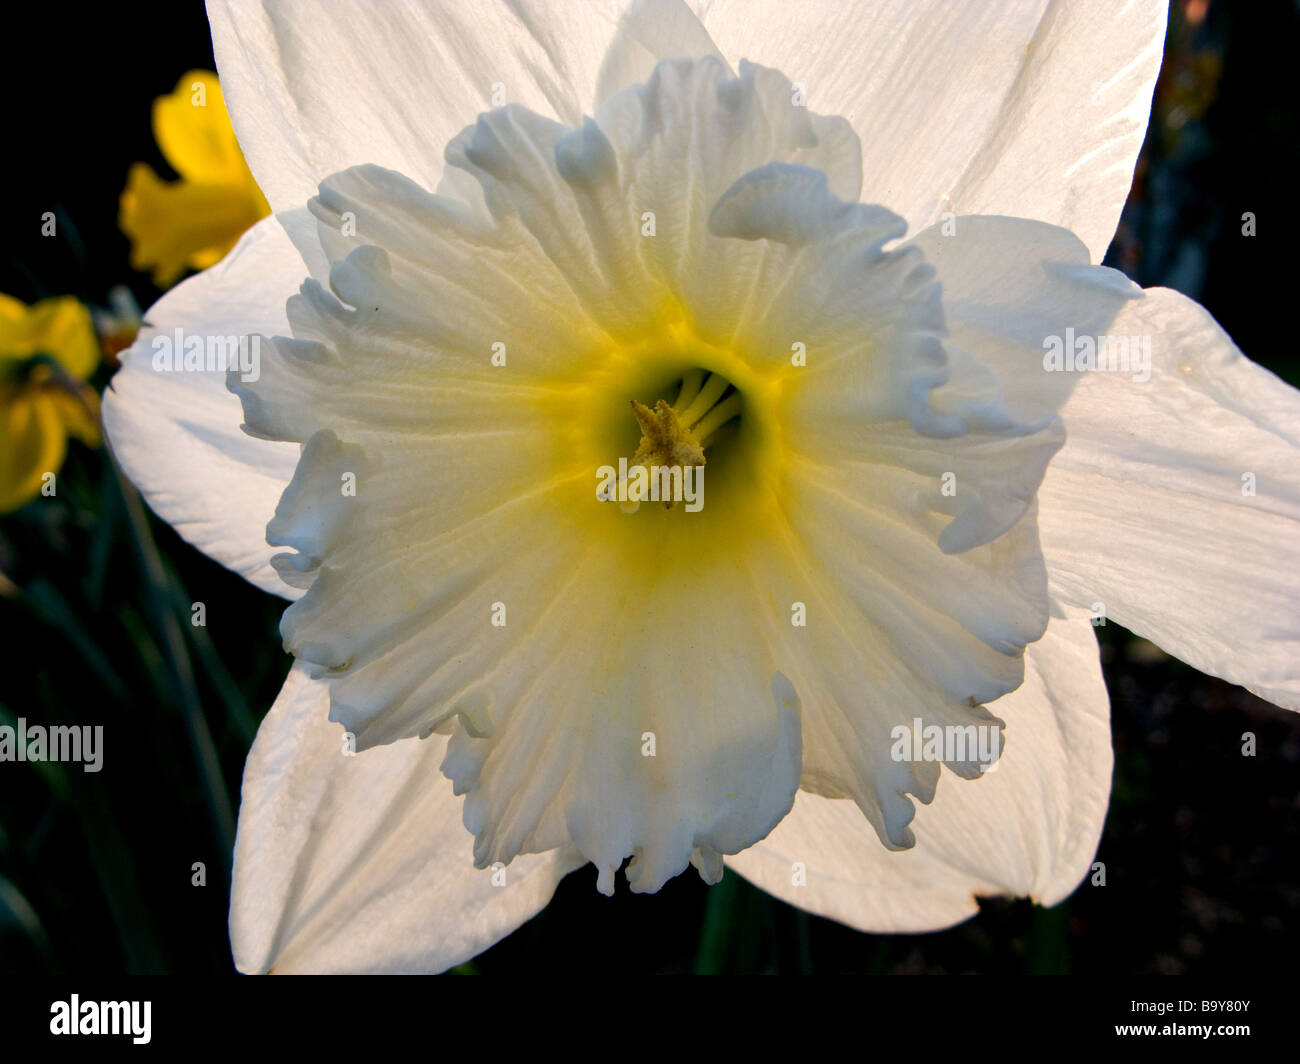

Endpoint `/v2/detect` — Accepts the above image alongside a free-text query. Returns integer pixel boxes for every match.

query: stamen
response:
[693,391,743,445]
[676,372,729,428]
[674,368,705,412]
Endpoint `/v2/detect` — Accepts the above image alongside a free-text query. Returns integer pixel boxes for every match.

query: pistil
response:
[617,372,741,510]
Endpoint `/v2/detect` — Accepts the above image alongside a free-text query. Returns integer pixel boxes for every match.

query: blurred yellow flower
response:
[120,71,270,288]
[0,295,100,513]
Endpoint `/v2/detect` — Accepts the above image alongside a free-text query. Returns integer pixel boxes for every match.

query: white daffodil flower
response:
[103,0,1299,974]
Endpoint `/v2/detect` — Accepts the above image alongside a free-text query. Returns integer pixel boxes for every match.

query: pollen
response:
[626,372,741,509]
[629,400,704,470]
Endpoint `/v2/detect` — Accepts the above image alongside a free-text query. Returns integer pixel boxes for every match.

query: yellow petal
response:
[44,383,100,447]
[27,297,99,380]
[120,162,268,288]
[0,386,67,513]
[0,295,98,379]
[154,71,244,184]
[0,292,27,329]
[120,71,270,288]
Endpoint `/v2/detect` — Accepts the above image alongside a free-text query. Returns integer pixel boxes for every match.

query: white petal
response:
[689,0,1167,261]
[726,609,1111,930]
[1037,291,1300,710]
[594,0,725,104]
[208,0,675,211]
[231,663,582,973]
[907,215,1142,408]
[102,216,303,599]
[911,216,1300,710]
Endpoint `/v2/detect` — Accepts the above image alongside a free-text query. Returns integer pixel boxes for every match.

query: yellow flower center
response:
[624,370,742,510]
[553,319,790,539]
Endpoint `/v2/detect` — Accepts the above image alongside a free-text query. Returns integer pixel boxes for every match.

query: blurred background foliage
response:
[1,0,1297,974]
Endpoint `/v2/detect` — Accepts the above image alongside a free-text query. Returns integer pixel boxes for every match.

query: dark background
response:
[0,0,1296,974]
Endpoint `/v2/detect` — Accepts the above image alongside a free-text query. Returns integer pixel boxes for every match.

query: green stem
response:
[111,451,235,866]
[694,868,743,974]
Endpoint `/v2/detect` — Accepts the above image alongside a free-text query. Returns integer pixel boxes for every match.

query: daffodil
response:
[103,0,1299,973]
[120,70,270,288]
[1,294,100,513]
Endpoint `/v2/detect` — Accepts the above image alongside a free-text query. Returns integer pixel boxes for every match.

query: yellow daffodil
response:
[103,0,1300,973]
[0,294,100,513]
[120,70,270,288]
